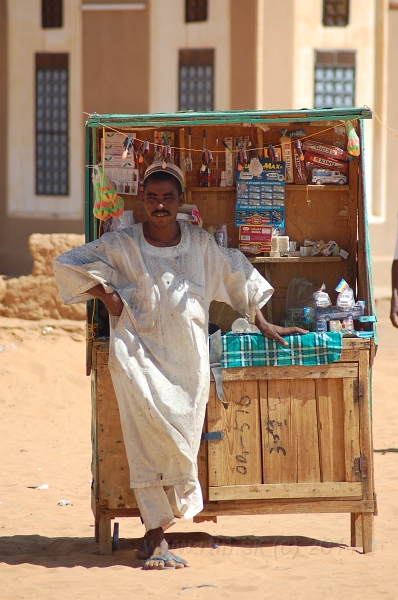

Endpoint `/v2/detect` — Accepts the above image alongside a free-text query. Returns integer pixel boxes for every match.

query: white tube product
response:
[280,131,294,183]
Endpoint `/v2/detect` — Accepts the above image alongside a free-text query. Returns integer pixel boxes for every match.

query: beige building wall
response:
[256,0,295,109]
[292,0,379,220]
[369,5,398,297]
[149,0,231,113]
[0,0,84,275]
[6,0,84,220]
[230,0,257,110]
[82,2,149,115]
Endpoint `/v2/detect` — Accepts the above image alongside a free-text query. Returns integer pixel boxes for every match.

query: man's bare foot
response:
[137,528,189,570]
[142,539,190,570]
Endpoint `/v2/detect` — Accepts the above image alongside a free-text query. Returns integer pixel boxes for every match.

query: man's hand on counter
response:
[255,306,308,346]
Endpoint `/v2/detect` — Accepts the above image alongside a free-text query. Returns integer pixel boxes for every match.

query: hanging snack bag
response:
[345,120,361,157]
[92,166,124,221]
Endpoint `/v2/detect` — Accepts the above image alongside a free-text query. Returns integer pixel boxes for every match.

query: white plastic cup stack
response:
[278,236,289,254]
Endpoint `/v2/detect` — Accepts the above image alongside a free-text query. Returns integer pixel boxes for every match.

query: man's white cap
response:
[143,161,185,189]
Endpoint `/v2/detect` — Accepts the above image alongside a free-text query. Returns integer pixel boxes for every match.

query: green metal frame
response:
[85,107,372,130]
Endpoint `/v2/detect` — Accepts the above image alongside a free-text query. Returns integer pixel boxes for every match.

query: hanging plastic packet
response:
[345,120,360,157]
[122,134,134,159]
[103,210,135,233]
[92,166,124,221]
[313,283,332,308]
[335,278,355,310]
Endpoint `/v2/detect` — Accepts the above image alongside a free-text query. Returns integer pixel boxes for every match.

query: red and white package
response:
[304,151,348,173]
[293,146,307,184]
[302,140,348,162]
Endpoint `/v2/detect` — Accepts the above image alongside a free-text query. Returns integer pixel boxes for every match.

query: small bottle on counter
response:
[316,317,327,333]
[342,315,354,332]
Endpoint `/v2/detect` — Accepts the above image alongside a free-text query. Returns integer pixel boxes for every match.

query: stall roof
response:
[86,107,372,129]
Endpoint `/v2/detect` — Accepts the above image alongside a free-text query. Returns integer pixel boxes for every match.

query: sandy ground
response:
[0,300,397,600]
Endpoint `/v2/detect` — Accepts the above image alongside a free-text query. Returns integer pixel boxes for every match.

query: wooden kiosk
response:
[85,108,377,555]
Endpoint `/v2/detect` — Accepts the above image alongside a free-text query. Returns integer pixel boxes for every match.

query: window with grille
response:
[323,0,349,26]
[185,0,208,23]
[35,54,69,196]
[179,49,214,112]
[314,50,355,109]
[42,0,63,28]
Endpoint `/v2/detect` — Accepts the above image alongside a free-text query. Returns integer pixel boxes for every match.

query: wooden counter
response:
[91,337,375,555]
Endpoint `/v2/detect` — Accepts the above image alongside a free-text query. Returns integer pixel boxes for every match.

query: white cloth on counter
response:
[54,222,273,520]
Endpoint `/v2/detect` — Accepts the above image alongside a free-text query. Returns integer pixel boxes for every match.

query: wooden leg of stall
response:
[99,517,113,555]
[361,513,374,554]
[350,513,362,547]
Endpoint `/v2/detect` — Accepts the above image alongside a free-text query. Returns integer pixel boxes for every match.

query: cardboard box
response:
[239,224,273,243]
[239,242,272,255]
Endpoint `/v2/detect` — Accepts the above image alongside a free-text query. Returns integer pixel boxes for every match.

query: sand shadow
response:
[0,531,353,568]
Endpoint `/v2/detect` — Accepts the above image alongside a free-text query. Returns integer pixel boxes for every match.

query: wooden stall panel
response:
[343,378,361,482]
[260,380,297,484]
[291,379,321,483]
[316,379,345,482]
[95,353,138,510]
[207,380,262,487]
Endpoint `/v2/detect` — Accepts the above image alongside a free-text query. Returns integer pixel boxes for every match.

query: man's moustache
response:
[152,210,170,216]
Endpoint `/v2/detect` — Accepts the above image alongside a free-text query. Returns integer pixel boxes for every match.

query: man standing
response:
[54,162,305,570]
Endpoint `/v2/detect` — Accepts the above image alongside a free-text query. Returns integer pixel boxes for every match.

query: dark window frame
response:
[35,53,69,196]
[185,0,208,23]
[322,0,350,27]
[314,50,356,109]
[179,49,214,112]
[42,0,63,28]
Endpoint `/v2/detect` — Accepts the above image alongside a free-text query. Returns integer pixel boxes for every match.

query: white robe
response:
[54,222,273,518]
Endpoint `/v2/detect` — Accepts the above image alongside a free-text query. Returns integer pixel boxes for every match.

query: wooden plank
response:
[222,363,358,382]
[198,499,374,516]
[316,379,345,482]
[207,380,262,487]
[350,512,362,547]
[343,378,361,481]
[361,513,374,553]
[99,517,112,555]
[97,499,374,518]
[358,350,374,502]
[342,338,371,350]
[208,481,362,501]
[339,349,363,362]
[96,351,138,510]
[197,392,209,501]
[260,380,297,484]
[249,256,342,264]
[291,379,320,483]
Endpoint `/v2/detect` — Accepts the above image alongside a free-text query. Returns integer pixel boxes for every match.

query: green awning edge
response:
[85,107,372,129]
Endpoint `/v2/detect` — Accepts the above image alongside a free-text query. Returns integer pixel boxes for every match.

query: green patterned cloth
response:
[221,332,343,368]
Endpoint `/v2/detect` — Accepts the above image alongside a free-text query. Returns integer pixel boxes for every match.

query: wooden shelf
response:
[286,184,349,191]
[248,256,342,264]
[188,186,236,192]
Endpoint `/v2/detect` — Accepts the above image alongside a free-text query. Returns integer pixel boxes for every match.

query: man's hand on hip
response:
[86,284,124,316]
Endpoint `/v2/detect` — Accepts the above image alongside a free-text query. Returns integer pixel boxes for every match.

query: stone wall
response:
[0,234,86,320]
